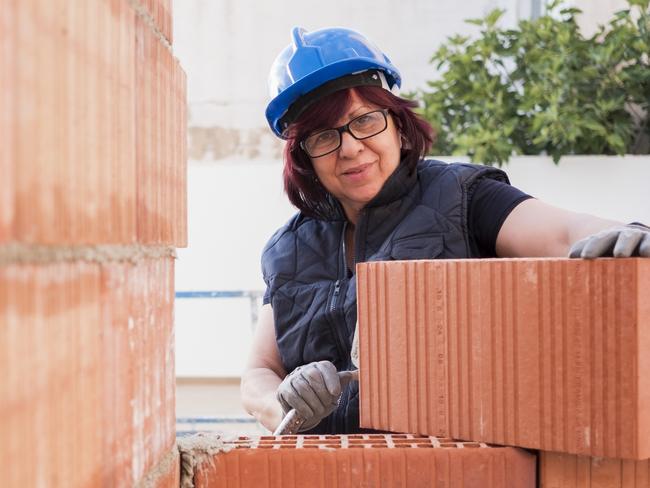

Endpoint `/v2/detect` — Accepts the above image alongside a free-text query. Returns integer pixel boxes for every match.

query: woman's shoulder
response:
[417,159,510,186]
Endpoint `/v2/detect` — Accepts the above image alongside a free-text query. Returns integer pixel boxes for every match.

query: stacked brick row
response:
[180,433,536,488]
[357,258,650,487]
[1,0,186,486]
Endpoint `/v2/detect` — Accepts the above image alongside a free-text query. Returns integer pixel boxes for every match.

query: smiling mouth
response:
[342,162,373,175]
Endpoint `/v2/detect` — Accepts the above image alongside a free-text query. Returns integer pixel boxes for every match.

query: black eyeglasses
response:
[300,109,390,158]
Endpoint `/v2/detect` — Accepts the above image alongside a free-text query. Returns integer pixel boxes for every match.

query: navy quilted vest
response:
[261,159,508,433]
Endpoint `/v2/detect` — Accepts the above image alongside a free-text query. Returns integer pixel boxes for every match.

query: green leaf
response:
[413,0,650,164]
[485,9,505,28]
[628,0,649,8]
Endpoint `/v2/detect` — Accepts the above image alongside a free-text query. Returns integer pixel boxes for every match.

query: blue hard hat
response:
[265,27,402,138]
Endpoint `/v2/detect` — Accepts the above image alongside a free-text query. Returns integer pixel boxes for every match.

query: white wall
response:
[172,0,643,378]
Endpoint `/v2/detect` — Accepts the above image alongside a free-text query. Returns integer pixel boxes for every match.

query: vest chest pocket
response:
[390,234,445,260]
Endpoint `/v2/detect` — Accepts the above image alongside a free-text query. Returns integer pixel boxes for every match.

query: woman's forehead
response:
[336,92,376,122]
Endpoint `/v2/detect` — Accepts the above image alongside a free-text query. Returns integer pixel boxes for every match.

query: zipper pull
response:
[331,280,341,313]
[333,280,341,295]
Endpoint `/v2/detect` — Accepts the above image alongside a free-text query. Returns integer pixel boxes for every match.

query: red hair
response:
[282,86,434,219]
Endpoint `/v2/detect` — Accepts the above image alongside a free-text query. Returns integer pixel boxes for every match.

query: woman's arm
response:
[495,198,621,257]
[240,304,286,432]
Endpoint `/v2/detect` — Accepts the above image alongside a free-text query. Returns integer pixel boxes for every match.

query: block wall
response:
[357,258,650,460]
[0,0,186,486]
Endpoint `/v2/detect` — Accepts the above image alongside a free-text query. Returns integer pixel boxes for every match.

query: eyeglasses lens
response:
[303,110,388,158]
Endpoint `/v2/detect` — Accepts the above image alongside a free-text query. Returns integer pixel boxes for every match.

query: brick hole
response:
[259,436,276,441]
[367,435,387,440]
[439,443,459,448]
[303,445,319,448]
[237,436,250,441]
[393,439,416,443]
[349,445,367,448]
[462,443,482,448]
[324,435,339,439]
[324,444,339,448]
[366,443,388,448]
[391,434,409,439]
[394,444,413,448]
[303,436,320,440]
[415,444,433,448]
[257,445,274,449]
[280,445,296,449]
[347,435,365,439]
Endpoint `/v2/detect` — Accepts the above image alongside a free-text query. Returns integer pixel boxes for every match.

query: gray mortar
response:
[0,243,176,266]
[177,433,248,488]
[135,445,180,488]
[127,0,173,51]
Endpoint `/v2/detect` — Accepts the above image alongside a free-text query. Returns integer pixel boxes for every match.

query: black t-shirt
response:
[468,178,533,256]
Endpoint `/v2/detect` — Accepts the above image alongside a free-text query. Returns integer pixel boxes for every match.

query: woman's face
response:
[308,90,401,220]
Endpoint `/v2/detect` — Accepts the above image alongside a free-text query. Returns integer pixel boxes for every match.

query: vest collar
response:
[325,161,418,221]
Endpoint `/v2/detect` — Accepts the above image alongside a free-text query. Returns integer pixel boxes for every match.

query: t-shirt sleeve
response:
[468,178,533,256]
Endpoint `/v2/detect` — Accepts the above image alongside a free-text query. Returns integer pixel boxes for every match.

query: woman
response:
[241,27,650,434]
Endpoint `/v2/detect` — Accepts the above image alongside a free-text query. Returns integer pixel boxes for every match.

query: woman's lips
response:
[341,162,374,180]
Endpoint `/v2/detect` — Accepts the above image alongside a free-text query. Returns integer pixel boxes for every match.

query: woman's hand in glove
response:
[276,360,342,431]
[569,223,650,258]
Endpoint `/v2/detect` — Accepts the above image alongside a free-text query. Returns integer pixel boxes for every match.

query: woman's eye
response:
[315,131,336,144]
[355,115,372,125]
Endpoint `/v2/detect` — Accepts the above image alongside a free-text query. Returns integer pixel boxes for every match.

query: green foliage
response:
[413,0,650,165]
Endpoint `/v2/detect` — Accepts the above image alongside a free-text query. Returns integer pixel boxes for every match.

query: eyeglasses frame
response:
[299,109,391,158]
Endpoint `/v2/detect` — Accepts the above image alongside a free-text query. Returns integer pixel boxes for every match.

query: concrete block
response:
[357,258,650,459]
[181,434,536,488]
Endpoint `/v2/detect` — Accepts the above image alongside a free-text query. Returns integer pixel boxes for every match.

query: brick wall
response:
[0,1,186,486]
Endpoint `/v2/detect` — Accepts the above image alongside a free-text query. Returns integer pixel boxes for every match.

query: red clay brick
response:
[137,445,181,488]
[135,14,187,246]
[183,434,536,488]
[357,258,650,460]
[4,0,186,246]
[130,0,173,45]
[0,257,176,486]
[0,1,16,243]
[539,451,650,487]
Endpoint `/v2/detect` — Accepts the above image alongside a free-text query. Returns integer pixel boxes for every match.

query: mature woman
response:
[241,27,650,434]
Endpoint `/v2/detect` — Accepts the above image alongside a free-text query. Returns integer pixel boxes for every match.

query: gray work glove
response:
[569,223,650,258]
[276,360,342,431]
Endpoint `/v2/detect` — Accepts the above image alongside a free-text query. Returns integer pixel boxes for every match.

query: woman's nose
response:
[338,131,364,157]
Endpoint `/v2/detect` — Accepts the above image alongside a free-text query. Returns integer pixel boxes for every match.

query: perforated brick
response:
[540,451,650,487]
[357,258,650,459]
[0,258,176,486]
[182,433,536,487]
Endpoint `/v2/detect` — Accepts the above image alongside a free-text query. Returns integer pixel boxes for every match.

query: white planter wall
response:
[435,155,650,224]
